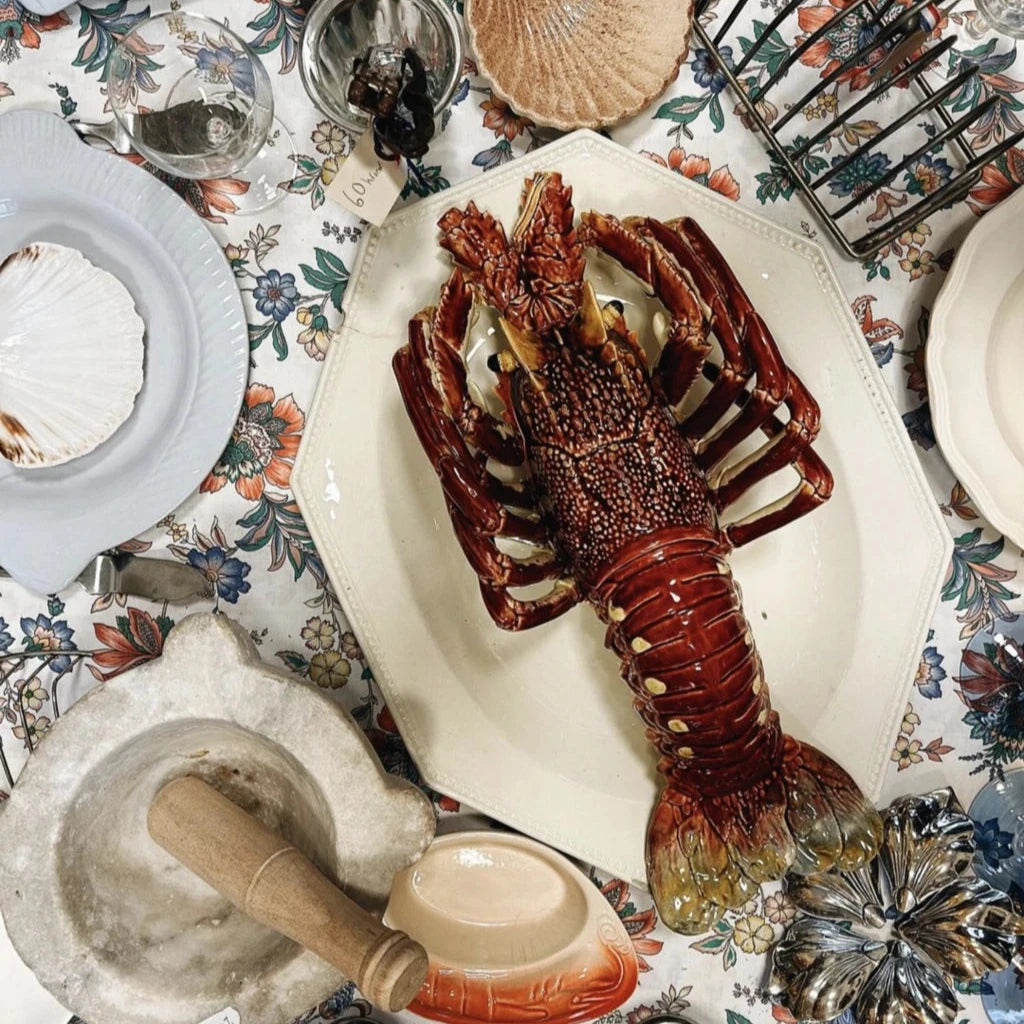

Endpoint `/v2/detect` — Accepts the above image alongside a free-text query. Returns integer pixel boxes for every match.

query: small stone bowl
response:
[298,0,463,135]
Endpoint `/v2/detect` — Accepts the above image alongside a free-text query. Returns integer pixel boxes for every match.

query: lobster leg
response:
[449,500,582,629]
[580,211,712,406]
[723,448,833,548]
[686,359,833,548]
[479,579,582,631]
[639,217,791,464]
[395,337,546,545]
[395,306,583,632]
[600,215,833,548]
[448,502,566,587]
[411,272,523,466]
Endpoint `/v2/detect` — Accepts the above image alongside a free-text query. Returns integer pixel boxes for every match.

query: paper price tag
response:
[198,1008,240,1024]
[326,130,406,227]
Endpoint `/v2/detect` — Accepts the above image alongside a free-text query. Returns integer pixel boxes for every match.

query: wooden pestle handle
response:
[147,775,428,1013]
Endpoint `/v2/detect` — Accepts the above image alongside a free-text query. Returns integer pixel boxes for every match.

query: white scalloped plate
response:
[0,111,247,594]
[927,185,1024,550]
[293,130,951,884]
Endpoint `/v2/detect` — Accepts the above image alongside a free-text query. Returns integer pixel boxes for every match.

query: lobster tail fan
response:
[781,736,883,874]
[647,783,795,934]
[647,740,882,934]
[646,789,754,934]
[704,775,796,885]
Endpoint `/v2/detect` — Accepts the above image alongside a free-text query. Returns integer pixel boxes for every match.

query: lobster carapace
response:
[393,172,881,934]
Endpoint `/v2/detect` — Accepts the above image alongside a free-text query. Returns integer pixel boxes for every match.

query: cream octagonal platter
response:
[293,131,951,885]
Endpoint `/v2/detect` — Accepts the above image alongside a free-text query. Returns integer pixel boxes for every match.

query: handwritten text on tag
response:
[198,1008,240,1024]
[326,131,405,227]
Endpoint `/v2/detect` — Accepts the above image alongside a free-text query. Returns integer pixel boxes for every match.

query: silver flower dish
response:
[770,788,1024,1024]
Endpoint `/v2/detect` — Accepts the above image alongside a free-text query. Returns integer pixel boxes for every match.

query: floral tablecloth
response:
[2,0,1023,1022]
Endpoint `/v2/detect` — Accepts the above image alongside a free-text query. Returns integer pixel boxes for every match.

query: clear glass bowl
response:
[976,0,1024,38]
[299,0,463,134]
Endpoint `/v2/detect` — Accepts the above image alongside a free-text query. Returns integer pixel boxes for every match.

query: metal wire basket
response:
[694,0,1024,257]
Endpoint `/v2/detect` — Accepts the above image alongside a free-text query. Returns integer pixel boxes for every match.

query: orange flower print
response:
[645,147,740,201]
[0,3,69,62]
[968,146,1024,216]
[797,0,877,90]
[122,153,248,223]
[796,0,940,92]
[89,608,169,682]
[600,878,665,971]
[201,383,304,500]
[480,97,533,140]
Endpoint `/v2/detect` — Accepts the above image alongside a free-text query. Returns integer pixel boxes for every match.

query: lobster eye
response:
[608,300,625,314]
[486,353,501,373]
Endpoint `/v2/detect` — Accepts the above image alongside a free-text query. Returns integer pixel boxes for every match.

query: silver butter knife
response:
[0,554,214,603]
[68,117,133,155]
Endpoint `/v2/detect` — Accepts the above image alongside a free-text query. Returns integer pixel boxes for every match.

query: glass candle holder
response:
[976,0,1024,39]
[299,0,463,135]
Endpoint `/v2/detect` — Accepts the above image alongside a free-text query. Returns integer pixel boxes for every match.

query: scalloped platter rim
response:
[927,184,1024,550]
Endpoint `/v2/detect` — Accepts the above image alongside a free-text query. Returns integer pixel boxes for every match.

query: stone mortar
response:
[0,612,436,1024]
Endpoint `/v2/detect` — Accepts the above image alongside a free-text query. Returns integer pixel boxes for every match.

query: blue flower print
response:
[450,77,469,106]
[975,817,1014,870]
[195,45,256,98]
[691,46,734,94]
[20,615,75,674]
[187,547,251,604]
[902,403,935,450]
[905,153,954,197]
[292,981,358,1022]
[472,140,513,171]
[253,270,298,322]
[916,643,946,699]
[827,151,891,198]
[0,617,12,653]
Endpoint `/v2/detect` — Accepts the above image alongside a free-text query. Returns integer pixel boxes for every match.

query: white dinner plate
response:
[928,185,1024,549]
[0,110,247,594]
[293,131,951,884]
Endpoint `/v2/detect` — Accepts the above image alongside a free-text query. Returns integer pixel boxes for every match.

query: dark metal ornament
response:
[346,46,435,160]
[347,53,401,119]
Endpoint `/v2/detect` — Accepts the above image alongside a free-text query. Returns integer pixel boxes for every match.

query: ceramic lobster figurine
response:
[393,172,882,934]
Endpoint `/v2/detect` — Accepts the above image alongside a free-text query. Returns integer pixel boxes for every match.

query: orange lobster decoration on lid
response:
[393,172,881,939]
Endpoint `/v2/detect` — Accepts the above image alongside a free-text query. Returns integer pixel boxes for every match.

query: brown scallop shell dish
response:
[465,0,694,130]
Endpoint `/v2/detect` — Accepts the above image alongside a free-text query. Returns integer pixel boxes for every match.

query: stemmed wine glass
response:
[108,12,296,213]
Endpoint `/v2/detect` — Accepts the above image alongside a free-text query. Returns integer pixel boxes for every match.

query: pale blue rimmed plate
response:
[0,110,248,594]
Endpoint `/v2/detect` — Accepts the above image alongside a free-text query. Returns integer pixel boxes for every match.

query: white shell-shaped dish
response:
[0,242,144,468]
[292,131,951,884]
[384,831,638,1024]
[927,185,1024,549]
[465,0,693,130]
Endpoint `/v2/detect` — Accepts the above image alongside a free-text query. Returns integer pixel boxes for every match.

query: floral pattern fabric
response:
[2,1,1023,1023]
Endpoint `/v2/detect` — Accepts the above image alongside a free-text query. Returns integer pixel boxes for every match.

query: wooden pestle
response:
[147,775,429,1013]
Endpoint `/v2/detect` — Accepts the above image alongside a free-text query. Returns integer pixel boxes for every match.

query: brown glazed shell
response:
[466,0,695,130]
